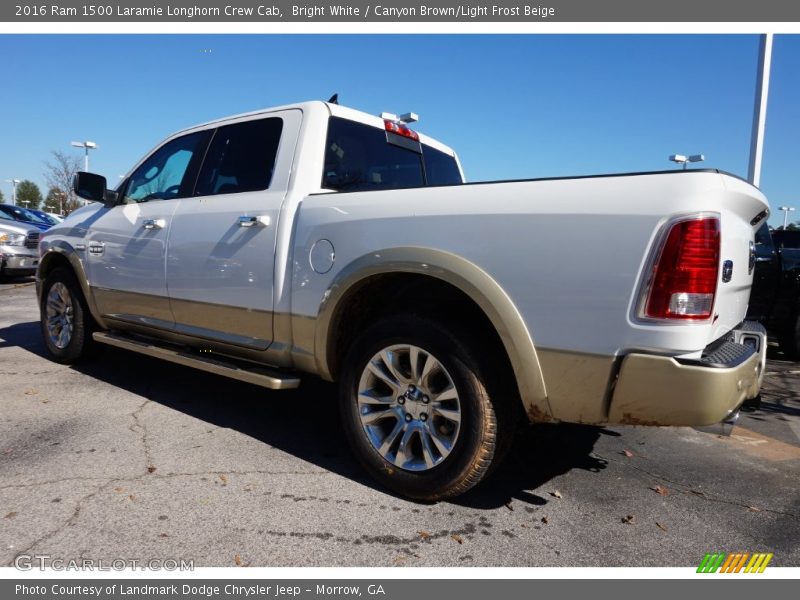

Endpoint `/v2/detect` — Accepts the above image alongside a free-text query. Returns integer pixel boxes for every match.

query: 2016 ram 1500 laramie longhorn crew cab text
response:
[36,101,769,500]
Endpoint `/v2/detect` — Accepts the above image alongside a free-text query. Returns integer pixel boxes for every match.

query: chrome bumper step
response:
[92,331,301,390]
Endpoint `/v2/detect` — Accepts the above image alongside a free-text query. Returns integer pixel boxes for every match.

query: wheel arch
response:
[37,242,106,328]
[314,247,551,421]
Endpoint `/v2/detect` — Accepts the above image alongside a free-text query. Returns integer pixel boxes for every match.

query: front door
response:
[86,129,211,328]
[166,110,301,349]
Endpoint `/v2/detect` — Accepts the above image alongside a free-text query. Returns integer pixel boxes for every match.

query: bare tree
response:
[43,150,82,214]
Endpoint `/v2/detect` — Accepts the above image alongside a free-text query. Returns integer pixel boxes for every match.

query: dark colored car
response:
[772,229,800,250]
[747,223,800,358]
[26,208,60,227]
[0,204,51,231]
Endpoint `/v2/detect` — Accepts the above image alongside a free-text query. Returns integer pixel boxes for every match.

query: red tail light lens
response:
[384,119,420,141]
[644,216,720,320]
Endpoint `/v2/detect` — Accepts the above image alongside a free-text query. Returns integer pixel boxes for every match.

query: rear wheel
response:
[40,267,95,364]
[338,314,517,501]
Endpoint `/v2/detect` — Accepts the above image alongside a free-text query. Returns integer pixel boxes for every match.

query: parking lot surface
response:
[1,276,799,567]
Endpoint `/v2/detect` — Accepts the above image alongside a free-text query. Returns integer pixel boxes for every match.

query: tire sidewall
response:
[40,268,90,363]
[339,315,495,500]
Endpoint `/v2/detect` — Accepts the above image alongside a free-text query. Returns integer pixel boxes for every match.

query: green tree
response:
[44,187,67,215]
[0,189,4,203]
[15,180,43,210]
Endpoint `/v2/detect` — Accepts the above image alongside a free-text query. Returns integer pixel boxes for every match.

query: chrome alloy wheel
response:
[45,282,74,350]
[357,345,462,472]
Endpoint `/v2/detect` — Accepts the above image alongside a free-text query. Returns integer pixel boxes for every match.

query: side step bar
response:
[92,332,301,390]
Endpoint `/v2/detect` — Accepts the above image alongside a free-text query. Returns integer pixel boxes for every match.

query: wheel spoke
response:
[358,388,395,405]
[419,352,437,386]
[419,429,437,469]
[433,385,458,402]
[428,427,453,455]
[394,426,416,467]
[433,405,461,424]
[366,359,401,392]
[379,349,407,386]
[378,419,404,455]
[361,407,397,425]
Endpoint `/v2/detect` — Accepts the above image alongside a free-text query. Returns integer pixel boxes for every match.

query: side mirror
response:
[74,171,118,207]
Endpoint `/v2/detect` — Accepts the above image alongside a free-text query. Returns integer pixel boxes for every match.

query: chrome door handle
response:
[755,256,774,263]
[143,219,166,230]
[238,215,270,227]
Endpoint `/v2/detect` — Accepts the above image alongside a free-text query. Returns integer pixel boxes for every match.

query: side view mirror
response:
[73,172,118,207]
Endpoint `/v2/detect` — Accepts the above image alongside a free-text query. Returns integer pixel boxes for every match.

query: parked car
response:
[772,229,800,250]
[27,208,61,226]
[748,223,800,358]
[45,212,64,223]
[0,220,40,277]
[0,204,51,231]
[37,100,768,500]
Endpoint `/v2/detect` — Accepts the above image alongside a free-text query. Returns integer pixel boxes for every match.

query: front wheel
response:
[40,267,95,364]
[338,314,516,501]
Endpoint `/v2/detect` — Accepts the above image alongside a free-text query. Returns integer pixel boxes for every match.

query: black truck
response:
[748,223,800,359]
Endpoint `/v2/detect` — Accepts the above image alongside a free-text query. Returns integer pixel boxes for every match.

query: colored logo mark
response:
[697,552,773,573]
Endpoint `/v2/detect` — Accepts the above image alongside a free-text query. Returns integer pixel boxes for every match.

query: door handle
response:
[143,219,166,230]
[238,215,270,227]
[755,256,773,263]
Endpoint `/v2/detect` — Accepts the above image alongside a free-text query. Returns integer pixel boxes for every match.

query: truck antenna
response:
[327,93,339,104]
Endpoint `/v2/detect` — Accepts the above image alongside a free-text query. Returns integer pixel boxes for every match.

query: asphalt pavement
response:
[1,275,798,567]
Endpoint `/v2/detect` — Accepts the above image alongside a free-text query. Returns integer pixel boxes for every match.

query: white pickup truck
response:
[37,100,769,500]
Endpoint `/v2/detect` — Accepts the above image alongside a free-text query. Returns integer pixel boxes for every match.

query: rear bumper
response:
[608,337,762,427]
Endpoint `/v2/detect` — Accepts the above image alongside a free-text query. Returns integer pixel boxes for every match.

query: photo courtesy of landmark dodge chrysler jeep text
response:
[36,100,769,500]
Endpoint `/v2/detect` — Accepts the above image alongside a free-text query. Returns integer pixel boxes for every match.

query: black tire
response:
[40,267,96,364]
[778,311,800,360]
[338,314,518,501]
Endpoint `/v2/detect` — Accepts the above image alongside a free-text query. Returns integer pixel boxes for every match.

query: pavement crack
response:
[594,452,800,519]
[5,478,115,566]
[0,477,110,491]
[129,399,154,475]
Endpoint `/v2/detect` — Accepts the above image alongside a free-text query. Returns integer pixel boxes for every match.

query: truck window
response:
[323,117,424,192]
[423,145,462,186]
[195,117,284,196]
[124,131,210,203]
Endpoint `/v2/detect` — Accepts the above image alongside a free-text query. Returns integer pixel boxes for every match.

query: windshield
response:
[0,205,48,224]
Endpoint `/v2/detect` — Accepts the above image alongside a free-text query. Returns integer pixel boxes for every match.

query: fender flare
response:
[314,247,551,420]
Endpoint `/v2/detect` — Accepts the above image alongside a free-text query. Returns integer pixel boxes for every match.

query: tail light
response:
[384,119,419,141]
[642,215,720,320]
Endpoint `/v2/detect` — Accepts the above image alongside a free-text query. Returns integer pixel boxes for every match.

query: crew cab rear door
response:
[165,110,301,350]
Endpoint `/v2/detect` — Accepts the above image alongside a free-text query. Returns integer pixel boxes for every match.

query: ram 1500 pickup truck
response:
[748,223,800,358]
[37,100,769,500]
[0,220,40,277]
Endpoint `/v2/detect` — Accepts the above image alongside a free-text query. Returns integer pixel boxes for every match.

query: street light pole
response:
[70,140,98,172]
[4,178,20,206]
[748,34,773,188]
[779,206,795,229]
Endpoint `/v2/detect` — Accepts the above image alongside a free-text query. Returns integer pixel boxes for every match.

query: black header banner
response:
[3,0,800,22]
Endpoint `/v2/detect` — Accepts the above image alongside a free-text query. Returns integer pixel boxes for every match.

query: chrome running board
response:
[92,331,301,390]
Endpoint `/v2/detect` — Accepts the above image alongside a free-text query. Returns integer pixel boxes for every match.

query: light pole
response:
[669,154,705,170]
[779,206,795,229]
[4,178,20,205]
[748,34,773,188]
[70,140,98,172]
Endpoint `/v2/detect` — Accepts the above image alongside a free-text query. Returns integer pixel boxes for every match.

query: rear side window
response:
[322,117,461,192]
[195,117,283,196]
[423,146,462,186]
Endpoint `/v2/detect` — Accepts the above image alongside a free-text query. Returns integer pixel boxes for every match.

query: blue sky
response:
[0,34,797,226]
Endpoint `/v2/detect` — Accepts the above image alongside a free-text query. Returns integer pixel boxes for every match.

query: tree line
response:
[1,150,86,215]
